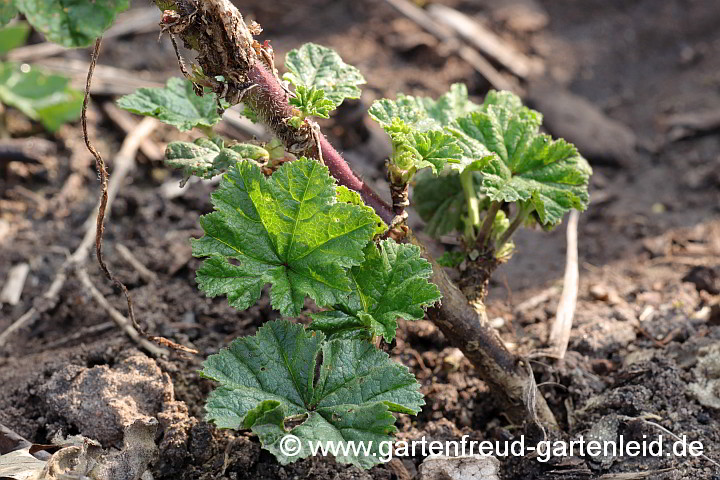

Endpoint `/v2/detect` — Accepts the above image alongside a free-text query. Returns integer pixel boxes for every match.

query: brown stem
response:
[390,181,409,218]
[156,0,557,428]
[412,235,557,428]
[460,252,502,306]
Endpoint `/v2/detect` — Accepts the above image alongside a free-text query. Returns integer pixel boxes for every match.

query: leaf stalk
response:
[496,202,534,251]
[477,200,501,250]
[459,169,480,245]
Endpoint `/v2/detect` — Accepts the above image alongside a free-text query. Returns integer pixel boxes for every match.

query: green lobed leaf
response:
[369,86,478,175]
[387,129,463,174]
[117,77,222,132]
[368,98,429,131]
[335,185,387,236]
[290,84,335,119]
[0,21,29,54]
[248,400,396,468]
[16,0,129,48]
[448,90,591,224]
[0,61,82,131]
[479,135,592,224]
[410,83,481,126]
[284,43,365,113]
[192,157,380,316]
[201,320,423,468]
[369,83,480,131]
[164,137,269,180]
[310,239,442,342]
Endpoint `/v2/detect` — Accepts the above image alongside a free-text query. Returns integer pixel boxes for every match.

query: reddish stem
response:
[317,135,395,225]
[245,64,394,224]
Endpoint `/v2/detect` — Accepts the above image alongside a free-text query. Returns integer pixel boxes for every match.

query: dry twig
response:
[0,74,163,354]
[428,4,541,79]
[116,244,158,283]
[548,210,580,359]
[82,38,195,355]
[0,263,30,306]
[382,0,518,92]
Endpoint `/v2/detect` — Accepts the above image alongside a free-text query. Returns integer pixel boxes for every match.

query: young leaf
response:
[192,158,380,316]
[368,97,430,131]
[0,62,82,131]
[165,137,269,180]
[289,84,335,119]
[0,22,29,54]
[117,77,222,131]
[16,0,129,48]
[369,88,474,176]
[399,129,463,173]
[310,239,442,342]
[482,89,526,114]
[369,83,480,131]
[284,43,365,112]
[479,134,592,224]
[450,91,592,224]
[407,83,480,126]
[201,320,423,468]
[371,111,463,176]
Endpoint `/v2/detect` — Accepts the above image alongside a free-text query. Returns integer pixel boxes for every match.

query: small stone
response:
[489,317,505,329]
[443,348,465,371]
[589,284,609,301]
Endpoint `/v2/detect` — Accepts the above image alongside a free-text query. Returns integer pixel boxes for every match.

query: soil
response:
[2,0,720,479]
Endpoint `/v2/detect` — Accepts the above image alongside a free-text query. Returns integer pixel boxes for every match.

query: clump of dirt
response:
[39,351,177,446]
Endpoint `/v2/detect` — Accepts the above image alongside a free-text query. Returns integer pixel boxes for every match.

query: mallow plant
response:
[4,0,591,468]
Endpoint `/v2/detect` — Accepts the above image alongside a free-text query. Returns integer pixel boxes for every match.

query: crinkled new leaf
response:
[192,157,381,316]
[284,43,365,114]
[368,84,478,174]
[117,77,222,131]
[201,320,423,467]
[290,84,336,119]
[369,83,480,130]
[310,239,441,342]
